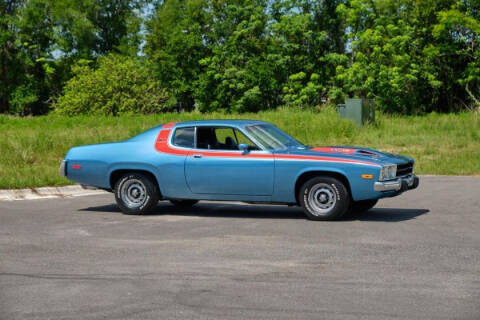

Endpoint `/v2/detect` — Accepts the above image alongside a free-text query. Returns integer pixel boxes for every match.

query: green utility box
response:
[337,98,375,126]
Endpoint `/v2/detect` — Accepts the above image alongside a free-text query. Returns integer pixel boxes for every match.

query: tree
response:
[3,0,480,115]
[333,0,480,113]
[271,0,346,107]
[0,0,150,115]
[194,0,284,112]
[433,0,480,111]
[333,0,444,113]
[0,0,55,115]
[145,0,210,111]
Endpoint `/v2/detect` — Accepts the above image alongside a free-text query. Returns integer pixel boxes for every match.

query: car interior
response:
[196,127,259,151]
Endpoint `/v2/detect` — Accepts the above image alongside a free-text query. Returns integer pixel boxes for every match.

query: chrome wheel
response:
[307,183,337,216]
[120,179,147,209]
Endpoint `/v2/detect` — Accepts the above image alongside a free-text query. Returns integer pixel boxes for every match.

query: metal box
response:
[337,98,375,125]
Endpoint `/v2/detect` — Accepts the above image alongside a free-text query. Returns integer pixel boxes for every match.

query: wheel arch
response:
[109,168,161,196]
[294,170,352,205]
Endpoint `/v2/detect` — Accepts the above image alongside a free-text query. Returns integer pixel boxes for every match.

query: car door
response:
[184,126,274,195]
[156,126,195,198]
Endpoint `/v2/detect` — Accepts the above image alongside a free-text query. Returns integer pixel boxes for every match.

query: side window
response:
[172,127,194,148]
[234,129,260,151]
[196,126,260,151]
[214,128,236,149]
[196,127,217,149]
[196,127,236,150]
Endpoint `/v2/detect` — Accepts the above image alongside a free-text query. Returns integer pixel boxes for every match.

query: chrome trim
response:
[168,126,267,152]
[374,174,416,192]
[59,160,66,177]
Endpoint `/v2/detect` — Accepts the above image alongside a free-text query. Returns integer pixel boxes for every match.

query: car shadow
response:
[80,202,306,219]
[344,208,430,222]
[80,202,429,222]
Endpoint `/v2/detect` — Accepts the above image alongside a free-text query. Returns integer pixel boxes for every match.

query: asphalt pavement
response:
[0,176,479,320]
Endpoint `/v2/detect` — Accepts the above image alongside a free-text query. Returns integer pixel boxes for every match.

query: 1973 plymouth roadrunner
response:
[60,120,419,220]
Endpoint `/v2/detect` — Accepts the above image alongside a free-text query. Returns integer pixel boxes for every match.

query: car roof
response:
[173,119,270,127]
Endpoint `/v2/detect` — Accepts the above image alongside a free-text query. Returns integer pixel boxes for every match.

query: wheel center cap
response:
[131,189,139,198]
[319,193,328,203]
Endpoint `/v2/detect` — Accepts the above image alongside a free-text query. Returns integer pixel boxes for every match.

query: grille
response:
[396,161,414,177]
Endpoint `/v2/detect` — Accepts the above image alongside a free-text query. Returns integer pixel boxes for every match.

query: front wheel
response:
[114,173,160,215]
[299,177,350,221]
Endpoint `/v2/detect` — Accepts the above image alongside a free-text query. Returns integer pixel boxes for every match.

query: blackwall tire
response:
[114,173,159,215]
[299,176,350,221]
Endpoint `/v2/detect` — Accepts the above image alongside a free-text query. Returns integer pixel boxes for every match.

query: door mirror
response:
[238,143,249,154]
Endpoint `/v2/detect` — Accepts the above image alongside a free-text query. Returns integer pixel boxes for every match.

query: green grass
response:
[1,108,479,189]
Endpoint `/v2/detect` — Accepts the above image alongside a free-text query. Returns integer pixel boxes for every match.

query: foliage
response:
[432,0,480,112]
[0,0,147,115]
[55,54,170,115]
[193,0,283,112]
[1,0,480,115]
[145,0,210,111]
[334,0,480,113]
[272,0,345,107]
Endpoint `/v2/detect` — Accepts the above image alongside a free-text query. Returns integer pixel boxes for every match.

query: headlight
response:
[379,164,397,181]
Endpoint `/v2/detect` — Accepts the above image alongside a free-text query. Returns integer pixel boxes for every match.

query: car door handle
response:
[192,154,202,159]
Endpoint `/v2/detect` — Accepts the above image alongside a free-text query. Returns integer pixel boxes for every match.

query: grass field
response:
[1,108,479,189]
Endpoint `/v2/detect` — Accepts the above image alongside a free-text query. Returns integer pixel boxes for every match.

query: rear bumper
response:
[374,175,419,192]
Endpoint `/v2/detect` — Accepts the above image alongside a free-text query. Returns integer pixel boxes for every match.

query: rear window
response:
[172,127,194,148]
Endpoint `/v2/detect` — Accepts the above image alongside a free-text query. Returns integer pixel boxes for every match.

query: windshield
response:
[244,124,305,150]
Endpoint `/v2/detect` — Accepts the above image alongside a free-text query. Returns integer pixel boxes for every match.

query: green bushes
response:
[55,55,170,115]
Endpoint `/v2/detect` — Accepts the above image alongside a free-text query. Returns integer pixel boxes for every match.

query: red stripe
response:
[274,154,377,166]
[311,147,356,154]
[72,164,81,169]
[154,128,379,166]
[162,122,177,129]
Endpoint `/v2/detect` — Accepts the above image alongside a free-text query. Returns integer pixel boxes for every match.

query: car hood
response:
[275,146,413,166]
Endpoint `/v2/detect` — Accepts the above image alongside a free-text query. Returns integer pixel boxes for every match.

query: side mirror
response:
[238,143,249,154]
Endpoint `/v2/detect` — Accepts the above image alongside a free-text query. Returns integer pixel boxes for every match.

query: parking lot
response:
[1,176,479,319]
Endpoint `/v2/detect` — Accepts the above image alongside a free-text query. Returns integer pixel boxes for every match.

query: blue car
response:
[60,120,419,220]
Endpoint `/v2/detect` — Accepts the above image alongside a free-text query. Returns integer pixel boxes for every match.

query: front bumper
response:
[374,175,419,192]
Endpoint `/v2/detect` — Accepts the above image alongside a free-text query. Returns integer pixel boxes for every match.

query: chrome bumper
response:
[59,160,66,177]
[374,175,419,192]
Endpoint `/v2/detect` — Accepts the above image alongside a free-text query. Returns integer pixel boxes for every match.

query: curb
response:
[0,185,108,201]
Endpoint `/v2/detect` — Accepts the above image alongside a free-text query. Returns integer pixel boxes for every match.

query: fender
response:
[107,162,161,190]
[294,166,351,186]
[288,165,373,202]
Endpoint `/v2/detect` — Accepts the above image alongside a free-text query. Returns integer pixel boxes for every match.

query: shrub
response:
[55,55,170,115]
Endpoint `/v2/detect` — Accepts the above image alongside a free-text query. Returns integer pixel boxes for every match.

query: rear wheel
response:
[114,173,159,215]
[349,199,378,213]
[299,176,350,221]
[170,199,199,207]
